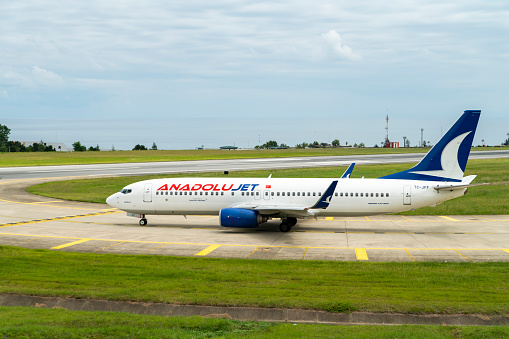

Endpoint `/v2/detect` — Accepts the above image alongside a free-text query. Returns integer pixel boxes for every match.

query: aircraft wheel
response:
[139,218,148,226]
[286,217,297,227]
[279,222,291,233]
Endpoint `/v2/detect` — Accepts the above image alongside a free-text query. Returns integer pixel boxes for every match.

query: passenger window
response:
[355,193,358,197]
[381,193,384,197]
[307,192,310,196]
[256,192,259,196]
[282,192,285,196]
[231,192,234,196]
[335,193,338,197]
[318,192,321,196]
[221,192,224,196]
[360,193,363,197]
[277,192,280,196]
[376,193,379,197]
[165,192,168,195]
[242,192,245,196]
[313,192,316,196]
[297,192,300,196]
[370,193,373,197]
[156,192,159,195]
[386,193,389,197]
[271,192,274,196]
[292,192,295,196]
[340,193,343,197]
[350,193,353,197]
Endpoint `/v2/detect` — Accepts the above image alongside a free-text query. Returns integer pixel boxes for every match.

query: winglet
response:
[341,163,355,178]
[309,180,338,209]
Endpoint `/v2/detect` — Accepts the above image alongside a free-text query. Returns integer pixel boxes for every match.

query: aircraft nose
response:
[106,193,118,207]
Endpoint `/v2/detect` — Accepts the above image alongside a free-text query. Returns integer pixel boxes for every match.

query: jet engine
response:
[219,208,268,228]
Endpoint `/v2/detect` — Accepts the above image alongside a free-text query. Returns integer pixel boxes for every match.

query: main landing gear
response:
[279,217,297,232]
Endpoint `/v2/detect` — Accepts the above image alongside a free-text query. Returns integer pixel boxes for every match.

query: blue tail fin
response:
[341,163,355,178]
[380,110,481,182]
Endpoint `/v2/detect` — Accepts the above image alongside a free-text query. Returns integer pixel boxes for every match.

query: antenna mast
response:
[384,112,390,148]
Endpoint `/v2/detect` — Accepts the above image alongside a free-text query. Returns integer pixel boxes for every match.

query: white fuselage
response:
[106,177,466,217]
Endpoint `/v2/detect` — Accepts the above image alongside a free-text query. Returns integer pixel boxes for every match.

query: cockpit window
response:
[120,189,132,194]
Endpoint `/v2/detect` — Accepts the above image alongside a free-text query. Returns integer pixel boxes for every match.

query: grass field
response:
[1,246,508,315]
[1,146,507,167]
[28,158,509,215]
[1,307,507,338]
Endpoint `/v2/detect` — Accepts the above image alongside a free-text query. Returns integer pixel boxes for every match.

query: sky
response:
[1,1,509,150]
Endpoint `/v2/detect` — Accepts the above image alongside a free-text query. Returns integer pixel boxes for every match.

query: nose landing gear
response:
[139,215,148,226]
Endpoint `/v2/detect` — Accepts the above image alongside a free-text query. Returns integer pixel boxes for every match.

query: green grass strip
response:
[28,159,509,214]
[1,246,507,315]
[1,147,507,167]
[1,307,508,338]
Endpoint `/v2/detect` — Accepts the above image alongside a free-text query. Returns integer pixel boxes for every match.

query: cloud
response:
[0,66,63,88]
[31,66,64,86]
[319,30,361,61]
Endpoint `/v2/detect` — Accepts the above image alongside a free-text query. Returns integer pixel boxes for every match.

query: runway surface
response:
[1,149,508,180]
[1,177,508,262]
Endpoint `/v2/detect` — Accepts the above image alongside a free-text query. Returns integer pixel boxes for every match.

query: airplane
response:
[106,110,481,232]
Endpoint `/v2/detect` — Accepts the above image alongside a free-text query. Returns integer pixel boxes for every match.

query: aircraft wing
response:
[229,180,338,216]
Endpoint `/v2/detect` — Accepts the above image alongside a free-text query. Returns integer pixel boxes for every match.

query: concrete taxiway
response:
[1,178,508,262]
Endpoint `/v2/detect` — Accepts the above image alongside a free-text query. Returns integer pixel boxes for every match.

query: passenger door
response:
[143,183,153,202]
[403,185,411,205]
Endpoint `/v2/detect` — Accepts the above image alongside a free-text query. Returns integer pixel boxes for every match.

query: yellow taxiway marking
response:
[301,247,309,260]
[30,200,64,204]
[355,248,369,261]
[405,249,415,262]
[51,239,90,250]
[0,197,103,211]
[143,243,170,254]
[2,231,509,253]
[247,246,260,258]
[0,211,122,228]
[195,244,222,256]
[454,249,470,261]
[400,216,413,221]
[325,217,334,221]
[439,216,460,222]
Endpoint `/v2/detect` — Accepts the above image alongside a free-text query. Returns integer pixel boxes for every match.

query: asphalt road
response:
[1,149,508,180]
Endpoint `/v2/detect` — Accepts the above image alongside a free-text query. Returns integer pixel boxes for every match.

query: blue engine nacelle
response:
[219,208,268,228]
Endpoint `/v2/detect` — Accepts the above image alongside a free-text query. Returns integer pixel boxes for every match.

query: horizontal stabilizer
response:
[434,175,487,191]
